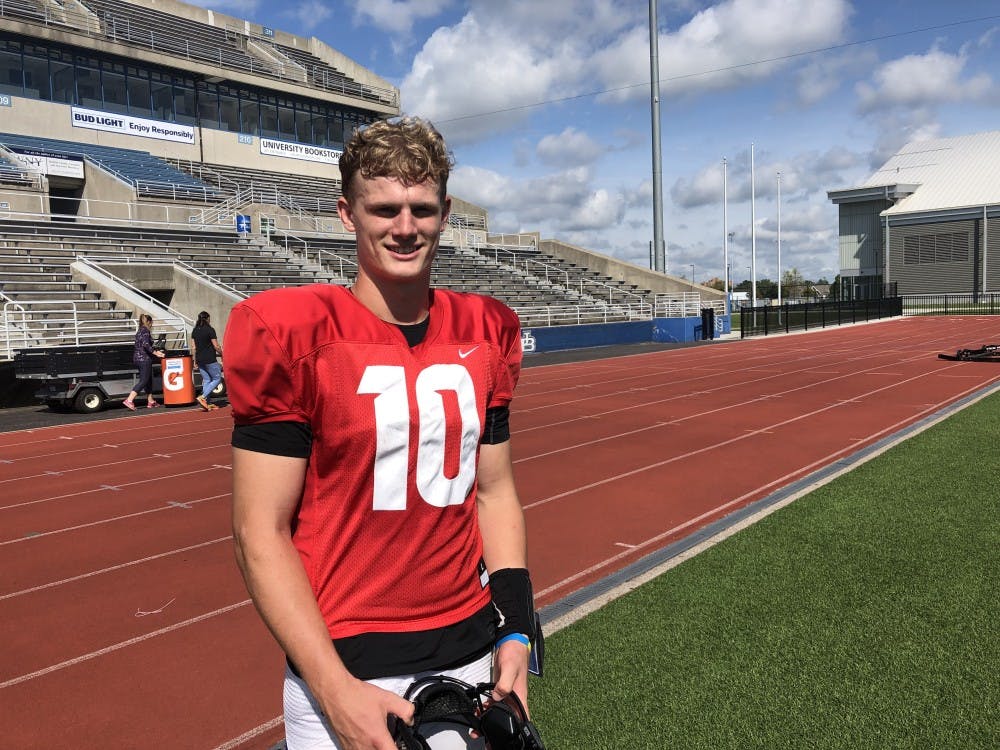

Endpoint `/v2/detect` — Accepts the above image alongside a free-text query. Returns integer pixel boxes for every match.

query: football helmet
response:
[392,676,545,750]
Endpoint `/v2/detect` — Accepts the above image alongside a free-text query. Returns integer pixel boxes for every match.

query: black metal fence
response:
[740,297,903,338]
[900,293,1000,316]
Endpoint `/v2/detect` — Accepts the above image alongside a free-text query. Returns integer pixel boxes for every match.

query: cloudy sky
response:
[190,0,1000,285]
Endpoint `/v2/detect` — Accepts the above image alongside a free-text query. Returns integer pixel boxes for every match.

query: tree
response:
[781,267,805,299]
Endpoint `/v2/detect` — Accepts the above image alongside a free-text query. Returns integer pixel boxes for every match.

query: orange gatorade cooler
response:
[161,354,196,406]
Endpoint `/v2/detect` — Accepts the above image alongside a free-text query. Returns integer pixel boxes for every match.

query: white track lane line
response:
[0,536,231,600]
[0,599,252,690]
[0,466,228,511]
[533,376,997,600]
[4,424,230,462]
[0,493,229,546]
[0,443,230,484]
[210,717,285,750]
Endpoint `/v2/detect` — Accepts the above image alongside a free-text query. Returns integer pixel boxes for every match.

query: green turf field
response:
[531,391,1000,749]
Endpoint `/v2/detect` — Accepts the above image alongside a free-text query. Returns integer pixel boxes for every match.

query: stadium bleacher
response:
[0,0,397,106]
[0,0,719,367]
[167,160,341,213]
[0,220,342,356]
[0,133,219,200]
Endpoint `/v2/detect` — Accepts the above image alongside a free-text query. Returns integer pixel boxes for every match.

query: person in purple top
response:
[123,314,165,410]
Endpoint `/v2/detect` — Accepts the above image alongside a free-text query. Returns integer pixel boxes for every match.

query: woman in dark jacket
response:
[123,314,165,410]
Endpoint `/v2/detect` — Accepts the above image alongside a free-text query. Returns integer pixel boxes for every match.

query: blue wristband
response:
[496,633,531,651]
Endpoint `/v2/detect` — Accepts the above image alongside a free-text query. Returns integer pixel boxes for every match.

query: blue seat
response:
[0,132,219,199]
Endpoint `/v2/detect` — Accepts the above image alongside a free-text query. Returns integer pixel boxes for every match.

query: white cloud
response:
[856,46,993,113]
[284,1,333,32]
[536,128,604,168]
[866,111,943,170]
[592,0,852,103]
[182,0,259,13]
[450,164,625,235]
[402,13,579,142]
[793,48,878,107]
[348,0,454,37]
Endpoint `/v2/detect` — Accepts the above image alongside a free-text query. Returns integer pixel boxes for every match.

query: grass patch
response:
[532,393,1000,749]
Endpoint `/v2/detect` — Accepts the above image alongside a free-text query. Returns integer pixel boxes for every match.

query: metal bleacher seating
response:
[0,0,397,106]
[273,233,633,318]
[167,160,341,214]
[0,158,33,186]
[272,43,395,105]
[0,221,339,358]
[0,133,219,201]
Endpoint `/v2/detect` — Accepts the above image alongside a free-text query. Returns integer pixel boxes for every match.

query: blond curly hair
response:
[339,116,454,203]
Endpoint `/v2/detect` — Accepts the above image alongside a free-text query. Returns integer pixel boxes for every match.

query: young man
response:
[225,117,536,750]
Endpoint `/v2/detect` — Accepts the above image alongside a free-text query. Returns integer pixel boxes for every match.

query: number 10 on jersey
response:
[358,364,481,510]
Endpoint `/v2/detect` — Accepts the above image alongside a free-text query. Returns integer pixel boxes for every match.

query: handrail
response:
[78,255,195,337]
[512,302,654,328]
[276,230,357,279]
[0,143,45,189]
[80,254,248,301]
[3,298,81,353]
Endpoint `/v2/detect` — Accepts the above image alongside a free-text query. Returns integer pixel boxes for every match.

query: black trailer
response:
[14,342,224,413]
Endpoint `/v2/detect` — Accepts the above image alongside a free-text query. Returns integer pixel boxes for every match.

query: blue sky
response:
[188,0,1000,285]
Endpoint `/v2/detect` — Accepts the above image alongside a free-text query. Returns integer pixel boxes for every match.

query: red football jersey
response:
[226,285,522,639]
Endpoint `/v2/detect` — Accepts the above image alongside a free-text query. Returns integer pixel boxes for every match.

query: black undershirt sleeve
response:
[232,406,508,456]
[232,421,311,458]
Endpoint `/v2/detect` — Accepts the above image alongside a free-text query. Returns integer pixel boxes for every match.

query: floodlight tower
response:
[723,157,729,314]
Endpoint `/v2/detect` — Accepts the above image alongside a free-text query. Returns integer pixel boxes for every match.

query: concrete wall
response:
[520,314,732,354]
[71,261,242,346]
[2,96,354,181]
[0,184,49,215]
[536,238,726,301]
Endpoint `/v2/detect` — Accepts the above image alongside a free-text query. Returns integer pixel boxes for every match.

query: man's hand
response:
[319,678,415,750]
[491,639,530,714]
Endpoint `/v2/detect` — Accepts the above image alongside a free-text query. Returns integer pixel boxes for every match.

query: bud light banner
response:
[71,106,196,144]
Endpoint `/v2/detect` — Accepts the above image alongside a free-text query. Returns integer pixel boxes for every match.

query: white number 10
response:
[357,364,481,510]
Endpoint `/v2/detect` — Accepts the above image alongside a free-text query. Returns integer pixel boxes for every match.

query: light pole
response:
[690,263,695,284]
[649,0,665,273]
[750,142,757,309]
[776,170,782,307]
[723,157,729,314]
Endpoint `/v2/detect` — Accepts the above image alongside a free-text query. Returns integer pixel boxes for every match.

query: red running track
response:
[2,315,1000,748]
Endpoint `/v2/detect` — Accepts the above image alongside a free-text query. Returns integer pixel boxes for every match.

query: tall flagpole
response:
[751,142,757,308]
[649,0,665,273]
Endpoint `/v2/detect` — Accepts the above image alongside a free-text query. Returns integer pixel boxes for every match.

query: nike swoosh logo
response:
[458,346,479,359]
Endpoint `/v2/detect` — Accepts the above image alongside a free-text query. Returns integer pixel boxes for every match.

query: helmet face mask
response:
[392,676,545,750]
